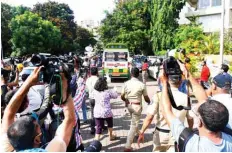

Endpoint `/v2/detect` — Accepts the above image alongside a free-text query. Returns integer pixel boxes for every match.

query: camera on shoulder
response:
[31,54,72,105]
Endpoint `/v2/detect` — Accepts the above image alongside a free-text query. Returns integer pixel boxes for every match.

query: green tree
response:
[174,22,231,55]
[1,3,32,57]
[1,3,13,57]
[10,11,61,56]
[99,0,153,55]
[150,0,185,51]
[174,22,205,53]
[74,26,97,51]
[224,30,232,55]
[32,1,77,53]
[11,5,30,17]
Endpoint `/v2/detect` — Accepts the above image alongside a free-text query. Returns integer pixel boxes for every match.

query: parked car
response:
[148,56,157,65]
[147,64,159,80]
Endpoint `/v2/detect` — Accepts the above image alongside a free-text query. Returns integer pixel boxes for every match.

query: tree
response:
[1,3,13,57]
[74,26,97,51]
[11,5,30,17]
[1,3,32,57]
[174,21,205,53]
[150,0,185,51]
[174,21,231,55]
[32,1,77,53]
[99,0,153,55]
[10,11,61,56]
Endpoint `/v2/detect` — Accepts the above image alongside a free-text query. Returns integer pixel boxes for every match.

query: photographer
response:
[137,71,191,152]
[160,62,232,151]
[1,67,76,152]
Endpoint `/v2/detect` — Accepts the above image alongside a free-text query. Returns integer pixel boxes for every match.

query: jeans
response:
[89,99,95,131]
[82,100,87,122]
[125,104,142,149]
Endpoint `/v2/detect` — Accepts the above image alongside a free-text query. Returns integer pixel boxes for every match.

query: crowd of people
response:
[1,54,232,152]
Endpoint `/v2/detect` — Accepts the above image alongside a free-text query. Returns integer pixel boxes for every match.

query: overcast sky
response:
[2,0,116,24]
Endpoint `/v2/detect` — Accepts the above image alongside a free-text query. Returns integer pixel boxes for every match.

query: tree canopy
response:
[32,1,77,53]
[1,2,96,56]
[74,26,97,51]
[150,0,185,51]
[99,0,185,55]
[10,11,62,56]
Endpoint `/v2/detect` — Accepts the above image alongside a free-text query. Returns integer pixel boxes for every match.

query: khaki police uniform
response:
[147,87,189,152]
[121,77,148,149]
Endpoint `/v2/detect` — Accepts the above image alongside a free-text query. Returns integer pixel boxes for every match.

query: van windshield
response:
[105,52,128,62]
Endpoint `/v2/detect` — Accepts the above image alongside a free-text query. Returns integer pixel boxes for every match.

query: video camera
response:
[163,56,182,76]
[31,54,71,105]
[162,56,191,111]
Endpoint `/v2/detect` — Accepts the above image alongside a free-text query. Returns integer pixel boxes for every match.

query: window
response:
[105,52,128,62]
[212,0,221,6]
[198,0,210,8]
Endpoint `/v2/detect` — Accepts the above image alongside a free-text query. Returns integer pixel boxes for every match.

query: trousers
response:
[125,104,142,149]
[95,117,113,134]
[82,100,87,122]
[152,130,174,152]
[89,99,95,131]
[142,71,147,84]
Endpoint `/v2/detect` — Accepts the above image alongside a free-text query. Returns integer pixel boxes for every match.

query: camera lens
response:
[31,55,47,66]
[31,55,42,66]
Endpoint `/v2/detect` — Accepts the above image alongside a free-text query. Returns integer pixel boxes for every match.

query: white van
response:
[102,43,130,79]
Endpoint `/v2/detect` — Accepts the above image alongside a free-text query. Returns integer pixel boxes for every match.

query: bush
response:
[155,50,166,56]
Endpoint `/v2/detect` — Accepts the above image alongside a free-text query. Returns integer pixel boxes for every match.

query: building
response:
[80,19,99,29]
[179,0,232,33]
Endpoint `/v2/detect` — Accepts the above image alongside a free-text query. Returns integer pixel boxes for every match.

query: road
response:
[78,75,159,152]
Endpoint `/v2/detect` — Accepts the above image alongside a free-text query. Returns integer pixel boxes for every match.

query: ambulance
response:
[102,43,130,79]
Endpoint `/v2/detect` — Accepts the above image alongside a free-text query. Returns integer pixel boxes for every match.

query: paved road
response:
[78,75,159,152]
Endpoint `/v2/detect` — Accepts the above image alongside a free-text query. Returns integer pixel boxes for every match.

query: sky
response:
[2,0,116,25]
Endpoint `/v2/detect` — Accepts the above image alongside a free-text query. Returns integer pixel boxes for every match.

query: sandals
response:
[110,134,118,141]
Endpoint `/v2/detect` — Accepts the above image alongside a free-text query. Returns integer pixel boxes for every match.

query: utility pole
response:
[219,0,225,66]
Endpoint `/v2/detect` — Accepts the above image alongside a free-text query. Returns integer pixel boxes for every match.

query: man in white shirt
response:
[27,85,45,111]
[137,74,190,152]
[86,67,99,134]
[207,73,232,128]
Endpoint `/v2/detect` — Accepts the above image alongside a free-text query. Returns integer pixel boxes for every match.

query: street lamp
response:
[219,0,225,66]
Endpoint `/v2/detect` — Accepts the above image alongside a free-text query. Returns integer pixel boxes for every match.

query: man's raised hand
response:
[27,66,43,86]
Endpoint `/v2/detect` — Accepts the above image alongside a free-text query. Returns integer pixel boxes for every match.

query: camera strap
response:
[167,82,191,111]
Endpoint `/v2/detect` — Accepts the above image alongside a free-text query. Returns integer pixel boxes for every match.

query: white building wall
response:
[182,0,232,33]
[198,14,221,32]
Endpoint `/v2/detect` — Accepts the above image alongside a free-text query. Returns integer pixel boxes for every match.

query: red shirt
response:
[142,63,149,71]
[201,65,210,81]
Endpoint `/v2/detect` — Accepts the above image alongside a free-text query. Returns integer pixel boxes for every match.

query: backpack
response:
[176,127,232,152]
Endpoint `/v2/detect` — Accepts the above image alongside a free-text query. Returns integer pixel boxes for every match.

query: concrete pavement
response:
[78,77,158,152]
